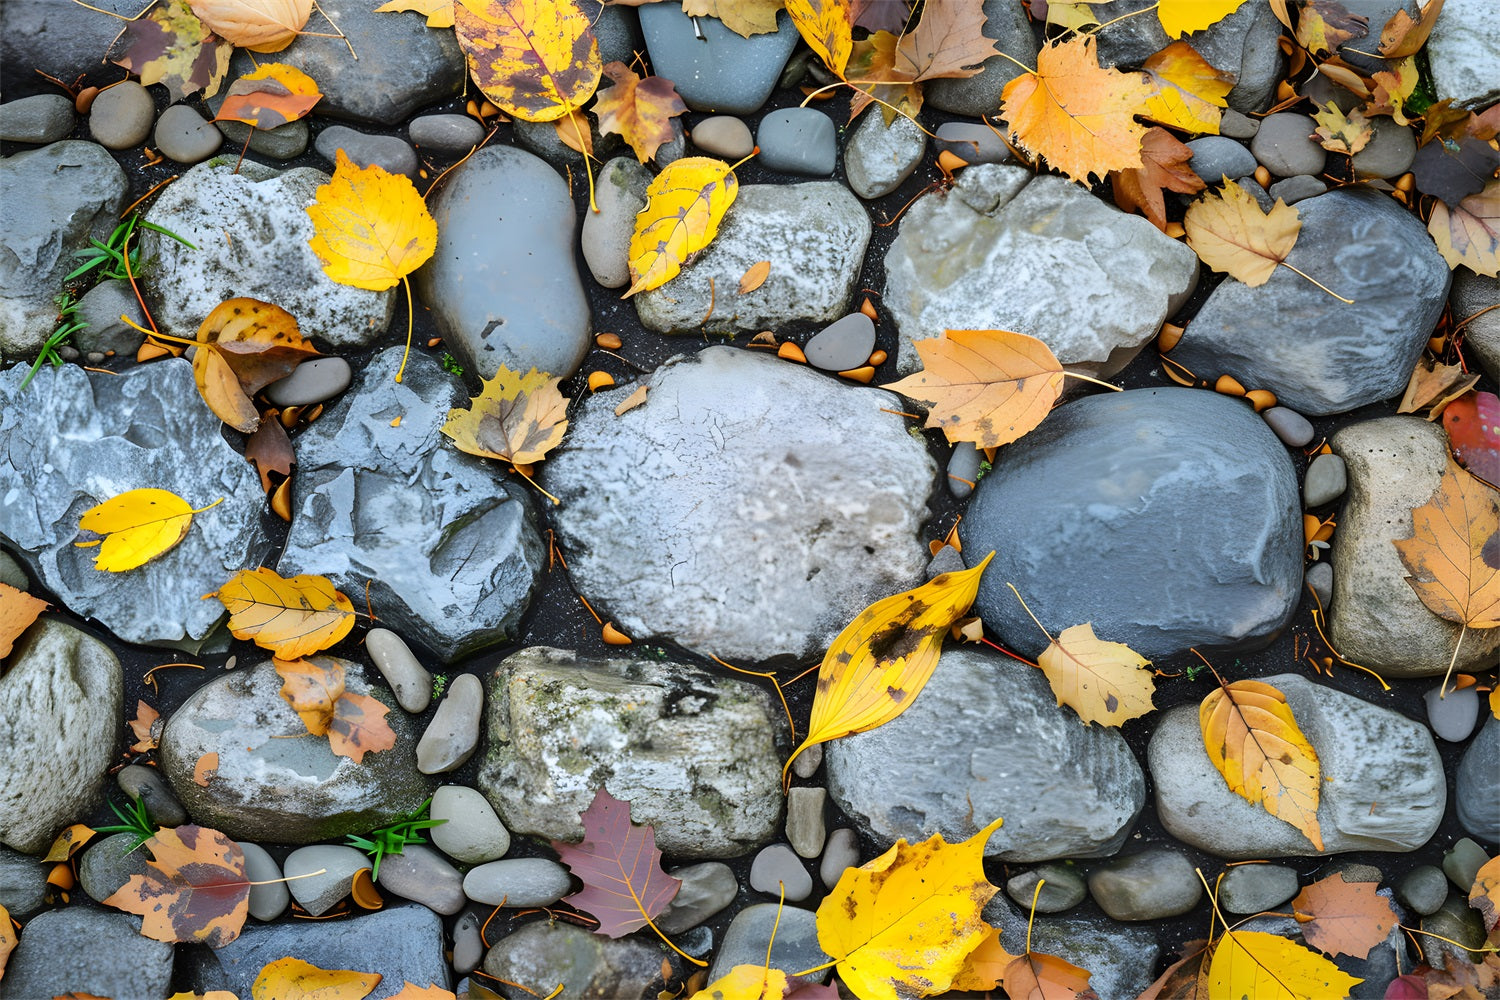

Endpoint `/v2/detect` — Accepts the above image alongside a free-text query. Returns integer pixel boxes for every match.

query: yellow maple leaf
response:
[454,0,601,123]
[1312,100,1374,154]
[251,957,382,1000]
[786,0,852,78]
[1183,180,1301,286]
[625,156,741,297]
[1207,930,1363,999]
[373,0,453,28]
[1142,41,1234,135]
[75,489,224,572]
[441,364,569,466]
[1428,179,1499,277]
[1158,0,1249,38]
[208,567,356,659]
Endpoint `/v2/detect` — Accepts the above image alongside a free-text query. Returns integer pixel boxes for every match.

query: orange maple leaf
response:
[592,61,687,163]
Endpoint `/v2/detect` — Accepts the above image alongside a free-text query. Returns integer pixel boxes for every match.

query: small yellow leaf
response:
[738,260,771,295]
[1312,100,1374,154]
[209,567,356,659]
[1158,0,1249,38]
[686,964,789,1000]
[614,384,648,417]
[625,156,740,297]
[306,150,437,292]
[441,364,569,465]
[274,656,346,735]
[76,489,223,572]
[251,956,382,1000]
[1471,854,1500,931]
[1206,930,1363,1000]
[1141,41,1233,135]
[1184,181,1302,286]
[454,0,601,123]
[373,0,453,28]
[1037,623,1156,727]
[43,823,98,863]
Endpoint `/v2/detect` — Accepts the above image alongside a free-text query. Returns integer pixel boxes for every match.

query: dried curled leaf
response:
[1470,855,1500,931]
[187,0,312,52]
[307,150,437,292]
[591,61,688,163]
[1398,358,1478,419]
[1428,179,1499,277]
[625,156,740,297]
[1207,930,1362,1000]
[192,297,319,433]
[0,581,47,660]
[209,567,356,659]
[102,825,249,947]
[1312,100,1373,154]
[43,824,98,863]
[454,0,601,122]
[1037,623,1156,727]
[441,364,569,465]
[110,0,233,101]
[551,787,681,937]
[130,700,162,753]
[75,489,222,572]
[1141,41,1234,135]
[1184,181,1302,286]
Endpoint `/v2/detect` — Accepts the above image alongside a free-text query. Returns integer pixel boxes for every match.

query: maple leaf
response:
[949,925,1012,991]
[1295,0,1368,54]
[1036,622,1156,727]
[783,552,994,783]
[328,691,397,763]
[1206,930,1362,999]
[275,656,346,735]
[102,825,250,947]
[592,61,688,163]
[1471,855,1500,931]
[110,0,233,101]
[552,787,682,937]
[845,30,921,124]
[1141,41,1235,135]
[454,0,601,122]
[1397,358,1478,419]
[208,567,356,659]
[883,330,1068,448]
[251,957,382,1000]
[681,0,784,38]
[1183,180,1301,286]
[0,581,47,660]
[74,488,224,572]
[1312,100,1373,155]
[130,699,162,753]
[215,62,322,129]
[1379,0,1444,58]
[1001,34,1155,185]
[245,415,295,494]
[441,364,569,466]
[816,816,1005,1000]
[187,0,312,52]
[1158,0,1249,38]
[374,0,454,28]
[1111,127,1205,232]
[1428,179,1499,277]
[624,156,741,297]
[786,0,853,78]
[175,296,319,433]
[1199,678,1325,851]
[1290,874,1398,959]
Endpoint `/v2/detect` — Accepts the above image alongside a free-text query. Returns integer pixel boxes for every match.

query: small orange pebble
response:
[1395,172,1415,192]
[480,100,500,118]
[596,332,623,350]
[860,298,878,322]
[587,371,615,391]
[136,341,171,363]
[1454,673,1478,690]
[1164,221,1185,239]
[1276,80,1297,103]
[1245,389,1277,412]
[271,479,293,521]
[1253,166,1272,187]
[389,415,402,428]
[1158,323,1184,352]
[1428,336,1446,353]
[936,149,969,174]
[867,349,887,366]
[427,337,442,348]
[47,863,75,890]
[1215,374,1246,396]
[602,622,632,645]
[838,365,875,383]
[777,342,807,363]
[76,86,99,114]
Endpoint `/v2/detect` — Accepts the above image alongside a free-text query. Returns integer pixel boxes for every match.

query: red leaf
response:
[551,787,681,937]
[1443,391,1500,487]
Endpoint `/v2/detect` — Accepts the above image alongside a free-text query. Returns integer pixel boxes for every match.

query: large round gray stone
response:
[639,4,797,115]
[959,387,1303,661]
[4,907,173,999]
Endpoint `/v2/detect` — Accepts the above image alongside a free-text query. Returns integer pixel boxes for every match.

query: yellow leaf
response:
[1158,0,1249,38]
[0,905,15,984]
[1393,460,1500,628]
[1428,179,1499,277]
[625,156,740,297]
[786,0,853,78]
[1043,1,1099,32]
[1490,684,1499,720]
[76,489,223,572]
[1369,54,1420,124]
[0,581,47,660]
[784,552,994,782]
[274,656,346,735]
[187,0,311,52]
[307,149,437,292]
[441,364,569,465]
[882,330,1067,449]
[1312,100,1373,155]
[1000,34,1155,185]
[192,297,319,433]
[686,965,789,1000]
[215,62,322,129]
[1199,679,1325,851]
[816,816,1005,1000]
[592,61,688,163]
[1037,623,1156,727]
[209,567,356,659]
[1184,181,1302,286]
[43,823,97,863]
[168,992,242,1000]
[454,0,601,123]
[1206,930,1362,1000]
[373,0,454,28]
[251,956,382,1000]
[682,0,785,38]
[1470,855,1500,932]
[1142,41,1233,135]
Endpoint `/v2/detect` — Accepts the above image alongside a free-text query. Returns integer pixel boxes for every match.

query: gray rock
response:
[1221,109,1260,138]
[463,857,572,907]
[1330,418,1500,675]
[751,843,813,901]
[377,843,465,914]
[1264,406,1315,447]
[1454,272,1500,384]
[214,118,310,160]
[639,5,798,114]
[581,156,651,289]
[1087,849,1203,921]
[238,840,290,921]
[154,103,222,163]
[1306,560,1334,609]
[0,621,121,854]
[0,550,27,590]
[634,183,871,336]
[821,827,859,889]
[1188,135,1258,183]
[143,159,395,348]
[417,673,483,774]
[709,903,829,980]
[1304,453,1348,507]
[1351,116,1417,179]
[947,442,984,500]
[483,921,662,999]
[1006,864,1089,913]
[792,742,822,779]
[4,907,173,999]
[478,647,785,858]
[934,121,1012,165]
[0,94,76,143]
[1218,864,1301,914]
[786,786,827,859]
[923,0,1037,116]
[826,649,1145,861]
[71,279,146,356]
[1150,674,1446,857]
[278,348,545,662]
[804,312,875,371]
[88,81,154,149]
[884,165,1198,379]
[430,784,510,863]
[159,658,433,843]
[191,905,449,999]
[1303,72,1365,114]
[264,356,352,407]
[579,0,641,67]
[984,900,1161,1000]
[1426,0,1500,108]
[928,543,967,579]
[1267,174,1329,204]
[962,388,1301,660]
[78,831,154,904]
[1397,865,1449,916]
[1173,188,1449,415]
[757,108,836,176]
[409,113,485,154]
[1444,838,1490,891]
[658,862,738,934]
[118,763,188,827]
[1457,716,1500,841]
[844,111,924,198]
[453,911,484,976]
[510,116,625,169]
[415,145,590,380]
[1426,684,1480,742]
[1251,113,1326,176]
[366,628,432,714]
[0,843,46,917]
[0,140,126,355]
[2,0,144,98]
[545,349,932,661]
[284,844,370,916]
[692,116,755,159]
[1424,892,1488,969]
[315,124,418,178]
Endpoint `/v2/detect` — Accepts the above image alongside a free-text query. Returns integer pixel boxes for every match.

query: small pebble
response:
[1305,561,1333,609]
[73,281,144,361]
[283,845,370,916]
[1267,174,1328,205]
[1187,135,1258,184]
[804,313,875,372]
[655,118,688,166]
[451,911,484,975]
[0,551,28,590]
[691,116,754,159]
[927,545,966,579]
[1426,683,1480,742]
[217,118,310,160]
[1217,864,1300,914]
[417,673,483,774]
[756,108,837,176]
[1087,849,1203,921]
[1219,109,1260,139]
[844,112,925,198]
[1304,453,1347,507]
[430,784,511,863]
[116,764,187,827]
[582,157,651,289]
[791,741,822,779]
[463,858,572,907]
[238,841,290,921]
[1351,117,1417,180]
[78,833,153,904]
[376,844,466,915]
[1443,838,1490,891]
[785,787,827,859]
[409,113,485,154]
[934,122,1009,165]
[366,628,432,713]
[264,357,353,408]
[820,828,859,889]
[750,843,812,902]
[1263,406,1314,447]
[1251,113,1327,177]
[0,94,76,144]
[658,862,739,933]
[1397,865,1450,916]
[57,345,81,361]
[1005,864,1088,913]
[154,104,223,164]
[316,124,419,179]
[89,81,155,149]
[947,443,984,500]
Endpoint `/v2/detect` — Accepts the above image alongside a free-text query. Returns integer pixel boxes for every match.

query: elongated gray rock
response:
[545,348,934,661]
[478,647,785,859]
[483,921,662,1000]
[1457,716,1500,842]
[960,388,1303,661]
[5,907,173,999]
[825,649,1145,860]
[278,348,545,662]
[883,165,1198,378]
[0,361,270,647]
[1150,674,1445,857]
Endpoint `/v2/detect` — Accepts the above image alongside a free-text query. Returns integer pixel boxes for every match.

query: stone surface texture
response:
[1425,0,1500,108]
[4,907,174,999]
[482,921,663,1000]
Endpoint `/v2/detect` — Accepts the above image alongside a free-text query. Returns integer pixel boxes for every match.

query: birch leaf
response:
[1206,930,1362,1000]
[306,150,437,292]
[209,567,356,659]
[441,364,569,465]
[624,156,740,297]
[1037,623,1156,727]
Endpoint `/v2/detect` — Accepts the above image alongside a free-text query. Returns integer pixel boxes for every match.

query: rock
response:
[1351,116,1417,179]
[158,659,432,843]
[0,621,121,854]
[1172,188,1449,415]
[377,844,465,915]
[633,183,871,336]
[1150,673,1445,857]
[1303,73,1364,114]
[0,551,27,590]
[1443,838,1490,891]
[658,862,738,934]
[1453,273,1500,384]
[239,841,290,921]
[463,858,572,907]
[315,124,418,178]
[1425,0,1500,108]
[409,113,485,154]
[1264,406,1314,447]
[478,647,785,858]
[452,911,484,975]
[264,356,352,407]
[366,629,432,714]
[709,904,829,980]
[78,832,154,903]
[482,921,662,999]
[1188,135,1259,183]
[884,165,1198,379]
[1251,113,1327,176]
[1005,864,1089,913]
[1218,864,1301,914]
[1087,849,1203,921]
[692,116,755,158]
[415,145,590,380]
[844,111,924,198]
[792,742,822,778]
[962,388,1301,660]
[923,0,1037,116]
[1424,892,1488,969]
[0,844,46,918]
[118,764,188,827]
[0,140,126,355]
[1397,865,1450,916]
[1457,717,1500,841]
[2,0,142,99]
[0,94,75,143]
[947,443,984,501]
[581,156,651,289]
[821,827,859,889]
[284,844,370,916]
[417,673,483,774]
[984,900,1162,1000]
[804,313,876,372]
[71,279,146,356]
[639,4,798,114]
[751,844,813,902]
[1304,453,1347,507]
[277,348,545,662]
[4,907,174,999]
[1329,418,1500,675]
[934,121,1012,165]
[826,648,1144,860]
[430,784,510,863]
[510,116,624,169]
[1306,561,1333,609]
[1267,174,1328,204]
[1221,109,1261,138]
[143,159,394,348]
[88,81,154,149]
[786,787,827,859]
[154,104,221,163]
[1426,684,1480,742]
[756,108,836,176]
[214,118,309,160]
[545,349,932,661]
[191,905,449,999]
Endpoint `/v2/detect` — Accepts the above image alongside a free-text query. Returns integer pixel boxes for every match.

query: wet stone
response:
[482,921,660,1000]
[751,843,812,902]
[1423,892,1488,969]
[805,312,876,372]
[923,0,1037,116]
[1006,864,1089,913]
[366,628,432,714]
[844,111,924,198]
[4,907,173,1000]
[1304,453,1347,507]
[1188,135,1258,184]
[1251,113,1327,176]
[581,156,650,290]
[154,104,222,164]
[0,844,47,918]
[821,827,860,889]
[1425,0,1500,109]
[452,911,484,976]
[409,113,484,153]
[1088,849,1203,921]
[0,551,27,591]
[71,279,146,356]
[264,356,353,408]
[1426,683,1480,742]
[710,903,829,981]
[429,784,510,863]
[639,4,797,115]
[79,832,154,904]
[1443,838,1490,892]
[416,673,483,774]
[88,81,154,149]
[1264,406,1314,447]
[984,899,1162,1000]
[657,862,738,934]
[1218,864,1301,914]
[1268,174,1329,205]
[238,841,289,921]
[792,741,822,779]
[1220,108,1261,138]
[284,844,370,916]
[1306,561,1333,609]
[316,124,418,179]
[117,763,188,827]
[757,108,836,176]
[0,94,75,143]
[785,786,827,859]
[215,118,309,160]
[1352,116,1417,179]
[934,121,1010,165]
[376,843,465,915]
[1457,717,1500,841]
[692,115,755,159]
[463,857,572,907]
[1398,865,1450,916]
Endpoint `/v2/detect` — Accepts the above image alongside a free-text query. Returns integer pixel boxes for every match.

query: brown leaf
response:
[1295,0,1368,54]
[245,415,295,494]
[1470,855,1500,931]
[1134,940,1210,1000]
[738,260,771,294]
[102,825,249,946]
[192,297,319,433]
[614,384,648,416]
[592,61,687,163]
[441,364,569,465]
[1002,951,1098,999]
[1291,874,1398,959]
[1393,460,1500,629]
[1428,179,1499,277]
[193,752,220,787]
[845,30,921,123]
[129,700,162,753]
[1397,358,1479,419]
[327,691,397,763]
[0,581,47,660]
[109,0,233,101]
[895,0,998,81]
[1111,127,1205,232]
[1183,181,1302,286]
[950,925,1016,991]
[1379,0,1444,58]
[214,62,322,129]
[274,656,346,736]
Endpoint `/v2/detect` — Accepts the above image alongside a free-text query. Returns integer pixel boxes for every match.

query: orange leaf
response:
[1393,460,1500,628]
[0,904,13,983]
[102,825,249,946]
[1379,0,1444,58]
[328,691,397,763]
[1110,127,1205,232]
[187,0,312,52]
[0,581,47,660]
[1002,950,1096,999]
[251,957,382,1000]
[951,925,1017,991]
[194,752,220,787]
[43,824,98,863]
[209,567,356,659]
[386,985,457,1000]
[215,62,322,129]
[1291,874,1398,959]
[1183,180,1302,286]
[1398,359,1479,419]
[738,260,771,295]
[130,700,161,753]
[274,656,346,735]
[1470,855,1500,931]
[592,61,687,163]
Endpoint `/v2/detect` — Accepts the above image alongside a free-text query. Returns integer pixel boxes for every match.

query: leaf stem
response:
[562,107,598,213]
[1025,878,1045,953]
[1277,262,1355,303]
[1006,582,1055,646]
[513,464,560,505]
[395,274,413,384]
[1441,623,1464,698]
[1061,371,1124,391]
[766,882,785,970]
[626,878,706,967]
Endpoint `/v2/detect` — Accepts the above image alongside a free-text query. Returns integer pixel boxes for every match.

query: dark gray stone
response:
[1268,174,1329,205]
[1304,453,1347,507]
[1423,892,1488,969]
[1221,109,1260,138]
[263,355,352,407]
[947,442,983,500]
[78,831,154,904]
[71,279,146,356]
[1252,113,1327,176]
[757,108,836,176]
[1452,272,1500,384]
[923,0,1037,116]
[215,118,310,160]
[1397,865,1450,915]
[315,124,418,178]
[118,763,188,827]
[1351,116,1417,179]
[658,862,738,934]
[804,312,875,371]
[483,921,662,1000]
[414,145,591,380]
[154,104,222,163]
[639,4,798,115]
[961,388,1301,660]
[4,907,174,999]
[2,0,144,99]
[1088,849,1203,921]
[88,81,154,149]
[1006,864,1089,913]
[984,899,1162,1000]
[0,94,76,143]
[453,911,484,975]
[1457,717,1500,842]
[844,111,924,198]
[1218,863,1301,914]
[825,649,1145,861]
[709,903,829,981]
[409,113,485,154]
[1188,135,1258,183]
[1173,188,1449,415]
[750,843,812,901]
[580,0,642,67]
[0,843,47,917]
[377,843,465,915]
[278,348,545,662]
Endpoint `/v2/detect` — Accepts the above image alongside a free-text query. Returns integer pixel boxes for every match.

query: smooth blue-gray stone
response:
[0,94,76,143]
[1457,718,1500,841]
[1218,863,1301,914]
[0,844,47,917]
[1006,864,1088,913]
[709,904,829,981]
[264,356,353,407]
[154,104,222,164]
[315,124,417,179]
[1173,188,1450,415]
[804,313,875,371]
[1306,560,1333,608]
[409,113,485,153]
[1268,174,1328,205]
[639,4,797,115]
[1305,453,1347,507]
[1352,115,1417,179]
[1252,112,1328,177]
[481,921,662,998]
[1188,135,1258,184]
[1264,406,1315,447]
[1088,849,1203,921]
[960,388,1302,660]
[1426,684,1480,742]
[757,108,837,176]
[1398,865,1450,915]
[5,907,173,999]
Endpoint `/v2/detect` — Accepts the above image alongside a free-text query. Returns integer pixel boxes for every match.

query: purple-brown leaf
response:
[551,787,680,937]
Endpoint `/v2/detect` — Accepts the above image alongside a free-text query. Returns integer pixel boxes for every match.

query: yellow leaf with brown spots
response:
[209,567,355,659]
[454,0,600,123]
[1037,622,1156,727]
[102,825,249,946]
[441,364,569,465]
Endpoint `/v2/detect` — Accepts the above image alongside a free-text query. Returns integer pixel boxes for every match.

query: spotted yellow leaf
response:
[454,0,600,123]
[441,363,569,465]
[1158,0,1250,38]
[1037,623,1156,727]
[625,156,740,297]
[209,567,355,659]
[76,489,224,572]
[306,150,436,292]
